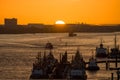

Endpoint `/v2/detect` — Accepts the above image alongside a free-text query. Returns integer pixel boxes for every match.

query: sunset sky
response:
[0,0,120,25]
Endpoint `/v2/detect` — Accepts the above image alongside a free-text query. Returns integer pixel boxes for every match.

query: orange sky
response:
[0,0,120,25]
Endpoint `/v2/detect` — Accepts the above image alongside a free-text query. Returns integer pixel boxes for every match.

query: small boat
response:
[69,49,87,80]
[69,32,77,37]
[96,39,107,58]
[45,42,53,49]
[87,56,100,71]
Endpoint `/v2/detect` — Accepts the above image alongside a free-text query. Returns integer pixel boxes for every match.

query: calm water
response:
[0,33,120,80]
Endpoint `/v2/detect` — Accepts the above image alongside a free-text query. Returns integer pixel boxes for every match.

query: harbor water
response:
[0,33,120,80]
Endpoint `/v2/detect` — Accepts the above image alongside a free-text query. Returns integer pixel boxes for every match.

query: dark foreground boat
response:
[30,50,87,80]
[51,51,70,79]
[69,50,87,80]
[30,51,58,79]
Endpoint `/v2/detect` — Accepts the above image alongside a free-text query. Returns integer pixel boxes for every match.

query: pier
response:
[85,58,120,71]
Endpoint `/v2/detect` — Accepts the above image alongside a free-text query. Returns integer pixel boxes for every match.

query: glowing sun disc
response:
[55,20,65,24]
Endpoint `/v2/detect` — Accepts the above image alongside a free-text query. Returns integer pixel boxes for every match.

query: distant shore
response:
[0,24,120,34]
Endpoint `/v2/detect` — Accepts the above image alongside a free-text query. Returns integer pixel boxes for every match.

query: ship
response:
[108,34,120,59]
[30,51,58,79]
[69,49,87,80]
[51,51,70,79]
[30,49,87,80]
[30,52,49,79]
[96,39,107,58]
[87,56,100,71]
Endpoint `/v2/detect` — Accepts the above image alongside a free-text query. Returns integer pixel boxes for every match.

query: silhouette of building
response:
[4,18,17,27]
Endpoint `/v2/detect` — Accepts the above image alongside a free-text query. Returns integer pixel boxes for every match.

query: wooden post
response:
[106,61,109,70]
[117,73,119,80]
[117,70,120,80]
[115,55,118,68]
[111,73,114,80]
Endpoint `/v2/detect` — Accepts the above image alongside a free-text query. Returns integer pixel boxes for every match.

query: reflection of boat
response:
[96,39,107,58]
[108,34,120,58]
[87,56,100,71]
[69,32,77,37]
[45,42,53,49]
[30,51,58,79]
[69,50,87,80]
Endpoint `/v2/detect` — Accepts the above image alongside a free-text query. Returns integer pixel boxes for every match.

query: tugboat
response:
[96,39,107,58]
[69,49,87,80]
[30,51,58,79]
[87,55,100,71]
[108,34,120,58]
[45,42,53,49]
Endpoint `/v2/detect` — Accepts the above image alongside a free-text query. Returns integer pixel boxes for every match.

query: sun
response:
[55,20,65,25]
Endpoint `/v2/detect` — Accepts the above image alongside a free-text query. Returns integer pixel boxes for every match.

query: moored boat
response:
[69,49,87,80]
[30,52,49,79]
[51,51,70,79]
[87,56,100,71]
[30,51,58,79]
[96,39,107,58]
[108,34,120,58]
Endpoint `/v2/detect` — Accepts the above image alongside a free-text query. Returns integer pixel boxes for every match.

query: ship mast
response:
[114,34,117,48]
[100,37,103,44]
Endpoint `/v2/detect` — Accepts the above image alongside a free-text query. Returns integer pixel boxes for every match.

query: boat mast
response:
[100,37,103,44]
[114,34,117,48]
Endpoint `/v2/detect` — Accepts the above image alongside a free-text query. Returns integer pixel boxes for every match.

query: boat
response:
[30,51,58,79]
[69,49,87,80]
[30,49,88,79]
[69,32,77,37]
[96,39,107,58]
[108,34,120,58]
[45,42,53,49]
[30,52,49,79]
[87,56,100,71]
[51,51,70,79]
